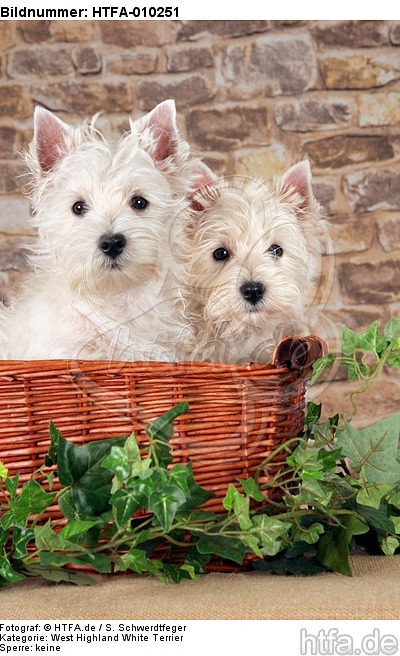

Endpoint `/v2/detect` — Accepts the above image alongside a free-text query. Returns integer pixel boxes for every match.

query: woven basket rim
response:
[0,334,327,375]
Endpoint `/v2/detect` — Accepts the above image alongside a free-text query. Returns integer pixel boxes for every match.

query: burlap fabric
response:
[1,555,399,620]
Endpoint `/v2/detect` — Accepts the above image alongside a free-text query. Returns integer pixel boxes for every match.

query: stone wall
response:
[0,19,399,424]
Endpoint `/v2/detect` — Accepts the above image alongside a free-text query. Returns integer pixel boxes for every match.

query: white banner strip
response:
[0,2,398,20]
[0,620,399,656]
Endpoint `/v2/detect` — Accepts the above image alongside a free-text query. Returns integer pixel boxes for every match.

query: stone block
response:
[313,20,388,47]
[359,92,400,127]
[339,259,400,304]
[0,84,32,119]
[390,21,400,45]
[18,21,51,43]
[344,169,400,213]
[305,135,394,169]
[234,145,291,179]
[320,51,400,89]
[8,46,73,77]
[165,44,214,72]
[275,98,354,132]
[0,22,17,50]
[312,177,337,217]
[137,74,215,110]
[72,46,102,75]
[106,52,157,76]
[0,127,19,159]
[178,21,270,40]
[222,33,317,98]
[187,105,269,150]
[376,213,400,252]
[32,81,134,114]
[100,21,177,47]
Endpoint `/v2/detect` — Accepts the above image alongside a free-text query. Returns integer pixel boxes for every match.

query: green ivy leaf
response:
[291,522,325,545]
[34,521,88,552]
[102,434,149,483]
[57,434,127,517]
[111,486,146,527]
[317,447,342,471]
[24,564,98,586]
[336,416,400,484]
[148,486,186,532]
[163,563,196,583]
[45,421,62,467]
[12,527,34,559]
[0,551,25,584]
[184,547,211,572]
[317,515,368,576]
[146,402,189,468]
[341,326,358,355]
[39,551,111,574]
[114,549,167,582]
[167,464,192,497]
[114,548,152,574]
[351,500,394,534]
[386,353,400,370]
[177,466,215,511]
[388,490,400,509]
[9,480,56,528]
[102,446,131,483]
[297,479,334,507]
[355,321,380,352]
[254,555,327,576]
[196,535,247,564]
[237,477,264,502]
[0,527,9,549]
[384,317,400,349]
[311,355,335,385]
[0,462,8,480]
[252,514,292,556]
[60,518,105,543]
[380,536,399,556]
[356,475,394,510]
[305,402,322,425]
[222,485,252,529]
[287,443,322,472]
[5,474,19,500]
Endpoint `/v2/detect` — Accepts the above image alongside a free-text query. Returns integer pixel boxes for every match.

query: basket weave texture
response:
[0,335,325,514]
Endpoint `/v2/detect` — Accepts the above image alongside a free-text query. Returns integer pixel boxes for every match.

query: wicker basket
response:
[0,335,325,515]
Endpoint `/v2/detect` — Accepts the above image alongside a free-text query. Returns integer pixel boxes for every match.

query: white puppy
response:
[0,100,199,361]
[175,161,324,364]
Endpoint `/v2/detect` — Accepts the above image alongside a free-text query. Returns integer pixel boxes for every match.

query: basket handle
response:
[272,335,328,373]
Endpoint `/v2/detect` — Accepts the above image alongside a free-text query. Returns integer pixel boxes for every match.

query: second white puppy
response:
[176,161,324,364]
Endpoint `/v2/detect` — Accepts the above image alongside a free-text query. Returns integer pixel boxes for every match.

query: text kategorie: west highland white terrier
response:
[0,100,204,361]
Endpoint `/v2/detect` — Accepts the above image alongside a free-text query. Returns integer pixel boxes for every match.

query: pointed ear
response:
[189,161,216,212]
[278,160,314,214]
[190,161,216,189]
[137,99,180,162]
[33,106,72,173]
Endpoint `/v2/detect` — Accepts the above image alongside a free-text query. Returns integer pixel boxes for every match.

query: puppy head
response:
[181,161,323,339]
[25,102,193,297]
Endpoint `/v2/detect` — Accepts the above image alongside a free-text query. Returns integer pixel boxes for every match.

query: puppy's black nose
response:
[99,233,126,259]
[240,281,265,305]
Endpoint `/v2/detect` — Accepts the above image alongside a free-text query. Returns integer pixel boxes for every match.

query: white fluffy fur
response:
[175,161,324,364]
[0,101,197,361]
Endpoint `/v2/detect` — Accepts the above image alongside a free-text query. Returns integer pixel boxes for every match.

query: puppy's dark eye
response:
[72,201,88,216]
[268,244,284,258]
[213,248,230,262]
[131,196,148,210]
